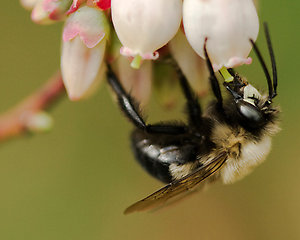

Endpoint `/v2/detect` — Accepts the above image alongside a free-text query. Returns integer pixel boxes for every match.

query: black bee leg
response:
[203,38,223,109]
[174,65,202,128]
[107,65,187,135]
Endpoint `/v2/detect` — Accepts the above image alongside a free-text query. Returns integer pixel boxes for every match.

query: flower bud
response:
[61,6,110,100]
[183,0,259,71]
[111,0,182,68]
[31,0,72,24]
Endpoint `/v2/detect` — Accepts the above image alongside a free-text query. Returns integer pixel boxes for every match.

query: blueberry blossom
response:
[111,0,182,68]
[183,0,259,71]
[61,5,110,100]
[20,0,260,104]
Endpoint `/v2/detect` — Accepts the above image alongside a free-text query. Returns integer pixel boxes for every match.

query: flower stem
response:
[0,71,65,141]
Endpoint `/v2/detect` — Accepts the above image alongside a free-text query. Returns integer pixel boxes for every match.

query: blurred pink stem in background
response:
[0,71,65,141]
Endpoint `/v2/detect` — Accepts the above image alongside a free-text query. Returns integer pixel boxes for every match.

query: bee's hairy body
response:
[131,96,279,186]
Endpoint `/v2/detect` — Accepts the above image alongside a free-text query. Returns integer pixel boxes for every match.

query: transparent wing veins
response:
[124,151,228,214]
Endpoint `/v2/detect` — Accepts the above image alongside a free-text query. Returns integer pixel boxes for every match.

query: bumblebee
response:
[107,23,280,214]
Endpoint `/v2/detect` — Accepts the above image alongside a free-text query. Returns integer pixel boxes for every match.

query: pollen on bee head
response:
[243,84,262,105]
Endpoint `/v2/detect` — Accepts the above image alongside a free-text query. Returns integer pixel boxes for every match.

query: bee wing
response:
[124,151,228,214]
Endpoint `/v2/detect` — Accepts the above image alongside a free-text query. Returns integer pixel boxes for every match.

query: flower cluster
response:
[20,0,259,102]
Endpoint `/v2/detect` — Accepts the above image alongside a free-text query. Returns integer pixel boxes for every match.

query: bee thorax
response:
[220,136,272,184]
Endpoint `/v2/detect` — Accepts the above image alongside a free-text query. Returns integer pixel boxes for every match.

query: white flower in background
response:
[169,29,209,96]
[111,0,182,68]
[183,0,259,71]
[61,5,110,100]
[113,56,152,106]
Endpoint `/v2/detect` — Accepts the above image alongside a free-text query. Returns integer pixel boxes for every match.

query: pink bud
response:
[61,6,110,100]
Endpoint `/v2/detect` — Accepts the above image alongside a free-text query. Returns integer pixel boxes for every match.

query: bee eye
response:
[237,101,264,124]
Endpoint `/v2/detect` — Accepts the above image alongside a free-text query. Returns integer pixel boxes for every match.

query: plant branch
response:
[0,71,65,141]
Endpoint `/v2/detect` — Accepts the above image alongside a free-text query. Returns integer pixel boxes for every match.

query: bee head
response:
[222,23,278,129]
[223,74,278,129]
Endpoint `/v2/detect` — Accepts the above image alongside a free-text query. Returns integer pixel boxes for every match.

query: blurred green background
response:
[1,1,299,239]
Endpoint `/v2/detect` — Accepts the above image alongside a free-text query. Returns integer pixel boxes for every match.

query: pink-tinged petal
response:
[141,52,159,60]
[213,57,253,72]
[119,47,159,69]
[63,22,106,48]
[81,32,105,48]
[63,6,110,48]
[223,57,252,70]
[62,24,80,42]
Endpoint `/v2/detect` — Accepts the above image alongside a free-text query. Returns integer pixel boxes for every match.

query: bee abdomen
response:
[131,138,173,183]
[130,130,202,183]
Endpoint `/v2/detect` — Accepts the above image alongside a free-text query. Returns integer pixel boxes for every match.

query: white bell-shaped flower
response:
[111,0,182,68]
[183,0,259,71]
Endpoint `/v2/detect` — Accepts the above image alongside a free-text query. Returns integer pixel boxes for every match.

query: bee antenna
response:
[263,22,277,98]
[250,38,273,101]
